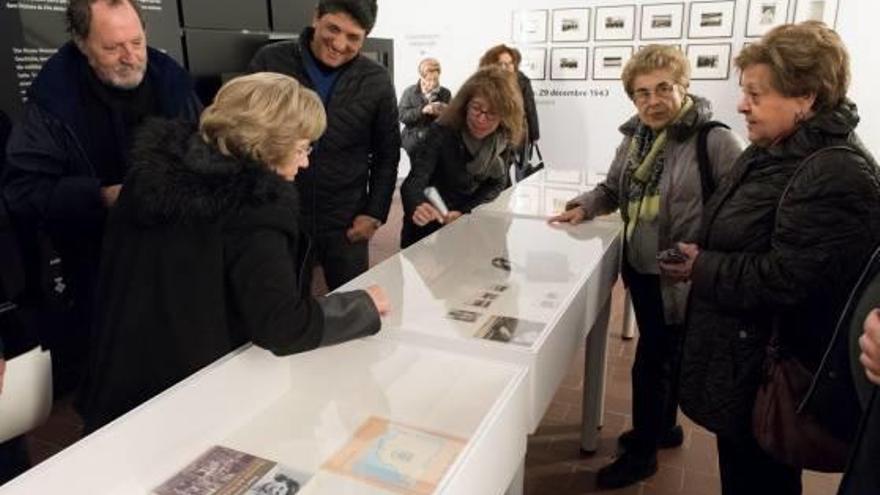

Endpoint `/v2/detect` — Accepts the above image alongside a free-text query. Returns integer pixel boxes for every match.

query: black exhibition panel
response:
[179,0,270,31]
[270,0,315,33]
[184,28,273,104]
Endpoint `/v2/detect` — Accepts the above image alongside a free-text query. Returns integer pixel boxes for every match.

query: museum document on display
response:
[321,416,467,495]
[153,445,306,495]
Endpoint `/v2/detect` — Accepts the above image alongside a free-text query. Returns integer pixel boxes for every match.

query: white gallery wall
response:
[371,0,879,183]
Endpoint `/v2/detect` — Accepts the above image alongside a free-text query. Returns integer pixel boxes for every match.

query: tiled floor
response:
[17,190,842,494]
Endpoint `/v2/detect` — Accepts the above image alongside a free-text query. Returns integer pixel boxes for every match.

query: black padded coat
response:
[680,100,880,438]
[78,119,381,431]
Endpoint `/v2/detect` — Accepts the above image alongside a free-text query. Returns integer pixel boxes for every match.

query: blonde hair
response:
[199,72,326,167]
[622,44,690,98]
[735,21,849,112]
[438,66,525,145]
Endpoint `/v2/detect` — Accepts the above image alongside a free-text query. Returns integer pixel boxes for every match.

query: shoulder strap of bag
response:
[696,121,730,204]
[767,144,866,413]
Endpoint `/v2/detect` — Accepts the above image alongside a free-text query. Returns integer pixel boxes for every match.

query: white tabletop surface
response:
[1,340,528,495]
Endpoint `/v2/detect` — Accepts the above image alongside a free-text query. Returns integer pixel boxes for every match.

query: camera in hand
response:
[656,247,687,264]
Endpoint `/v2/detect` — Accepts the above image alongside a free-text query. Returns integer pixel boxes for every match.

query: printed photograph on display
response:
[640,3,684,40]
[474,315,544,347]
[509,185,541,215]
[544,186,581,216]
[550,48,589,80]
[639,44,683,52]
[794,0,837,26]
[594,5,636,41]
[688,1,736,38]
[746,0,790,37]
[687,43,732,80]
[552,8,590,42]
[519,48,547,80]
[512,9,548,44]
[593,45,633,80]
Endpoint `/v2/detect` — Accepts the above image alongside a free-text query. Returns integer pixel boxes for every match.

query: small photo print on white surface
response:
[467,297,493,309]
[519,48,547,80]
[595,5,636,41]
[746,0,790,37]
[794,0,838,26]
[488,283,509,293]
[550,48,588,80]
[593,45,634,80]
[552,8,590,42]
[446,309,481,323]
[640,3,684,40]
[475,315,545,347]
[512,9,549,43]
[688,1,736,38]
[687,43,732,80]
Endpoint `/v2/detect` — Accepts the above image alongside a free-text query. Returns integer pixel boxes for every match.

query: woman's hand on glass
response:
[412,202,445,226]
[365,284,390,316]
[548,206,587,225]
[659,242,700,282]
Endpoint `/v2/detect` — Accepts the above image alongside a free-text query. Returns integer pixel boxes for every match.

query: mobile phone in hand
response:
[657,247,687,264]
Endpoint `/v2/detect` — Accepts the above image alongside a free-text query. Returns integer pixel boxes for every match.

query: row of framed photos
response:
[521,44,732,81]
[513,0,839,43]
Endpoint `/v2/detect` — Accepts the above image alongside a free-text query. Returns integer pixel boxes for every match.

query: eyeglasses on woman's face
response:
[467,101,499,121]
[632,81,678,104]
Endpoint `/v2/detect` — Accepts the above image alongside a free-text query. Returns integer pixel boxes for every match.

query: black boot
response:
[596,451,658,489]
[617,424,684,454]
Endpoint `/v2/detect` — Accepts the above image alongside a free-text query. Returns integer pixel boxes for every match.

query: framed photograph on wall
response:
[552,8,590,42]
[520,48,547,80]
[640,3,684,40]
[687,43,732,80]
[688,1,736,38]
[512,10,548,43]
[793,0,838,27]
[593,45,634,80]
[595,5,636,41]
[550,48,588,80]
[746,0,790,37]
[639,44,683,52]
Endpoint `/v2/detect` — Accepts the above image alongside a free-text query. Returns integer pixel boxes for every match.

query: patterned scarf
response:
[623,96,693,240]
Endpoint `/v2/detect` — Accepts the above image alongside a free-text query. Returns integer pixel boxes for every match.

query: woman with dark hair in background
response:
[399,57,451,159]
[79,73,389,431]
[399,66,523,248]
[662,22,880,494]
[479,44,539,179]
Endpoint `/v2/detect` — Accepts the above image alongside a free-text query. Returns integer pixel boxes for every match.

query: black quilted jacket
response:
[248,28,400,234]
[680,100,880,437]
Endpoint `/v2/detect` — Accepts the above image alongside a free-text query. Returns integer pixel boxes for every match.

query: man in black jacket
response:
[249,0,400,290]
[1,0,200,393]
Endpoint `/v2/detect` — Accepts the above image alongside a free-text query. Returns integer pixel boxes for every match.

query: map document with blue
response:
[322,417,466,494]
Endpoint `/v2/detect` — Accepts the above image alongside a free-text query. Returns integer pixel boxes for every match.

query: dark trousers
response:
[0,436,30,485]
[303,230,369,291]
[624,262,684,455]
[717,434,802,495]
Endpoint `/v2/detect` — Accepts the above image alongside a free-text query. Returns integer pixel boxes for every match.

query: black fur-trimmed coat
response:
[78,119,381,431]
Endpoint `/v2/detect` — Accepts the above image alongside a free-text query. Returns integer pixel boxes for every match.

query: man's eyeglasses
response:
[632,82,678,104]
[467,103,499,120]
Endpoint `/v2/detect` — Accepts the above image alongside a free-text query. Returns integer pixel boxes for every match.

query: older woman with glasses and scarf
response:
[399,66,524,248]
[549,44,743,489]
